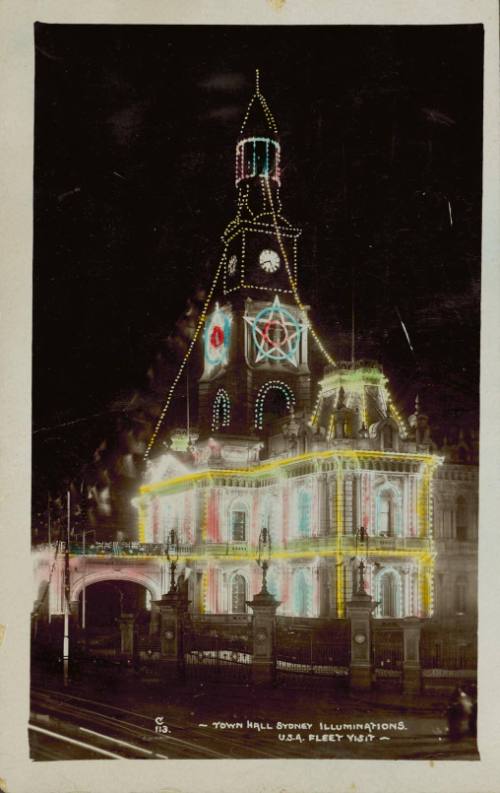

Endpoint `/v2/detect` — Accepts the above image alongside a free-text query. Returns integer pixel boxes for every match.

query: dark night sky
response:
[33,24,483,493]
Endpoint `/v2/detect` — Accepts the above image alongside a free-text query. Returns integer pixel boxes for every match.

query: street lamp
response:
[357,560,366,594]
[257,526,272,594]
[166,528,180,593]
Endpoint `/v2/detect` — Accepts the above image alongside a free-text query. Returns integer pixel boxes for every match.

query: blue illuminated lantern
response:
[204,306,231,367]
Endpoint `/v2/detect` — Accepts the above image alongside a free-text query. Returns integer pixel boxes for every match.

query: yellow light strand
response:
[144,255,225,459]
[71,546,435,564]
[262,176,336,368]
[335,459,345,616]
[138,501,146,542]
[141,448,443,495]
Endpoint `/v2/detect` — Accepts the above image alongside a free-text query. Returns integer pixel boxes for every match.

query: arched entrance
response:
[77,580,152,660]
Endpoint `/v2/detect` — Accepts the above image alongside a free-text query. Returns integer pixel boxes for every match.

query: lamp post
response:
[257,526,272,594]
[63,491,71,687]
[356,559,367,595]
[166,528,180,593]
[246,526,279,685]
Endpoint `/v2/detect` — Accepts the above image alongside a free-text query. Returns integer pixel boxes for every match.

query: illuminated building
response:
[32,73,478,630]
[135,73,460,621]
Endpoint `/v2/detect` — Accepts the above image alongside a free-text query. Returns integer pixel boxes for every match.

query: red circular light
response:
[262,319,288,348]
[210,325,224,348]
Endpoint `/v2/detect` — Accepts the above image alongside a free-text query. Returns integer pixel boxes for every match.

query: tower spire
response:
[255,67,260,95]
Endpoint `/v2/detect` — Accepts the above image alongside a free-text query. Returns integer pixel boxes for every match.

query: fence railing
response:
[64,534,431,558]
[420,628,477,671]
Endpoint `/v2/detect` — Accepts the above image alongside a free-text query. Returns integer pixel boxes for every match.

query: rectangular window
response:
[232,511,246,542]
[443,509,453,538]
[298,491,312,537]
[455,579,467,613]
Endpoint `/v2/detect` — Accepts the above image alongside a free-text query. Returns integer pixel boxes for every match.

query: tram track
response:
[31,686,282,759]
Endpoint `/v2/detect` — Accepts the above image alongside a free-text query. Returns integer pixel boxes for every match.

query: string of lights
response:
[262,175,336,368]
[254,380,295,430]
[144,255,225,459]
[239,69,278,137]
[212,388,231,431]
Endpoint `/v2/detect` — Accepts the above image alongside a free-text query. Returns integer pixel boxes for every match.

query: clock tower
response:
[198,72,311,439]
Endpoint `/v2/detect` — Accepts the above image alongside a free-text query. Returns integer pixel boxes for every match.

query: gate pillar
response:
[346,562,376,691]
[118,613,135,658]
[149,601,160,636]
[155,590,189,678]
[246,590,280,685]
[402,617,422,694]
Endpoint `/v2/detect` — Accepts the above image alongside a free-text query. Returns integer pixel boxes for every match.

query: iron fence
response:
[183,619,252,683]
[372,626,404,683]
[421,629,477,671]
[275,617,350,688]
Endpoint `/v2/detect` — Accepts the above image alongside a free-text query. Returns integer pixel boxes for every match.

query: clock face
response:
[259,248,280,274]
[204,307,231,368]
[228,254,238,276]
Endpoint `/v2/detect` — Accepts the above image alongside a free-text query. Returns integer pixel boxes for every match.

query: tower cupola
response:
[235,69,281,188]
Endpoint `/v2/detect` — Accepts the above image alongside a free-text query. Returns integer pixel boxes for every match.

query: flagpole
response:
[48,493,52,624]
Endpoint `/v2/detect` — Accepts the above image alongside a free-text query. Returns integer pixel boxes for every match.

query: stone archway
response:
[70,568,161,604]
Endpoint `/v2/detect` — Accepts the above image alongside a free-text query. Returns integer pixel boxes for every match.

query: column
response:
[155,590,190,678]
[318,473,328,537]
[69,599,80,627]
[402,617,422,694]
[346,562,376,690]
[246,588,280,685]
[344,473,353,536]
[319,562,330,617]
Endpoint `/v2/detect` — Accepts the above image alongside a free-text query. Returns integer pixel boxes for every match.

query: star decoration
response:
[245,296,305,366]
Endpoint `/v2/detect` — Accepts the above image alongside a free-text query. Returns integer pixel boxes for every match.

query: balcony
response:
[69,542,194,557]
[67,533,432,560]
[340,535,431,554]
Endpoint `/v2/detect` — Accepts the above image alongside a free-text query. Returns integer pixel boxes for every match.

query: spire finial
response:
[255,68,260,95]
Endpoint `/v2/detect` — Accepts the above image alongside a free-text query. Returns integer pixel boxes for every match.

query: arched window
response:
[212,388,231,431]
[379,571,401,617]
[230,503,247,542]
[383,425,394,450]
[254,381,295,431]
[266,569,280,601]
[455,576,467,614]
[231,574,247,613]
[442,507,453,538]
[376,486,401,536]
[456,496,467,541]
[297,490,312,537]
[379,493,391,535]
[293,569,311,617]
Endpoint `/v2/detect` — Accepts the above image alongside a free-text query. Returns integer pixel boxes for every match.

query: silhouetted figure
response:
[447,686,473,741]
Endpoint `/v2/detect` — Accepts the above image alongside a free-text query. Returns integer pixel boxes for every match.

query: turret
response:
[222,70,301,299]
[198,72,310,439]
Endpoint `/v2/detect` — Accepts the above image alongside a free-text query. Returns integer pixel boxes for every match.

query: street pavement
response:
[30,665,479,761]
